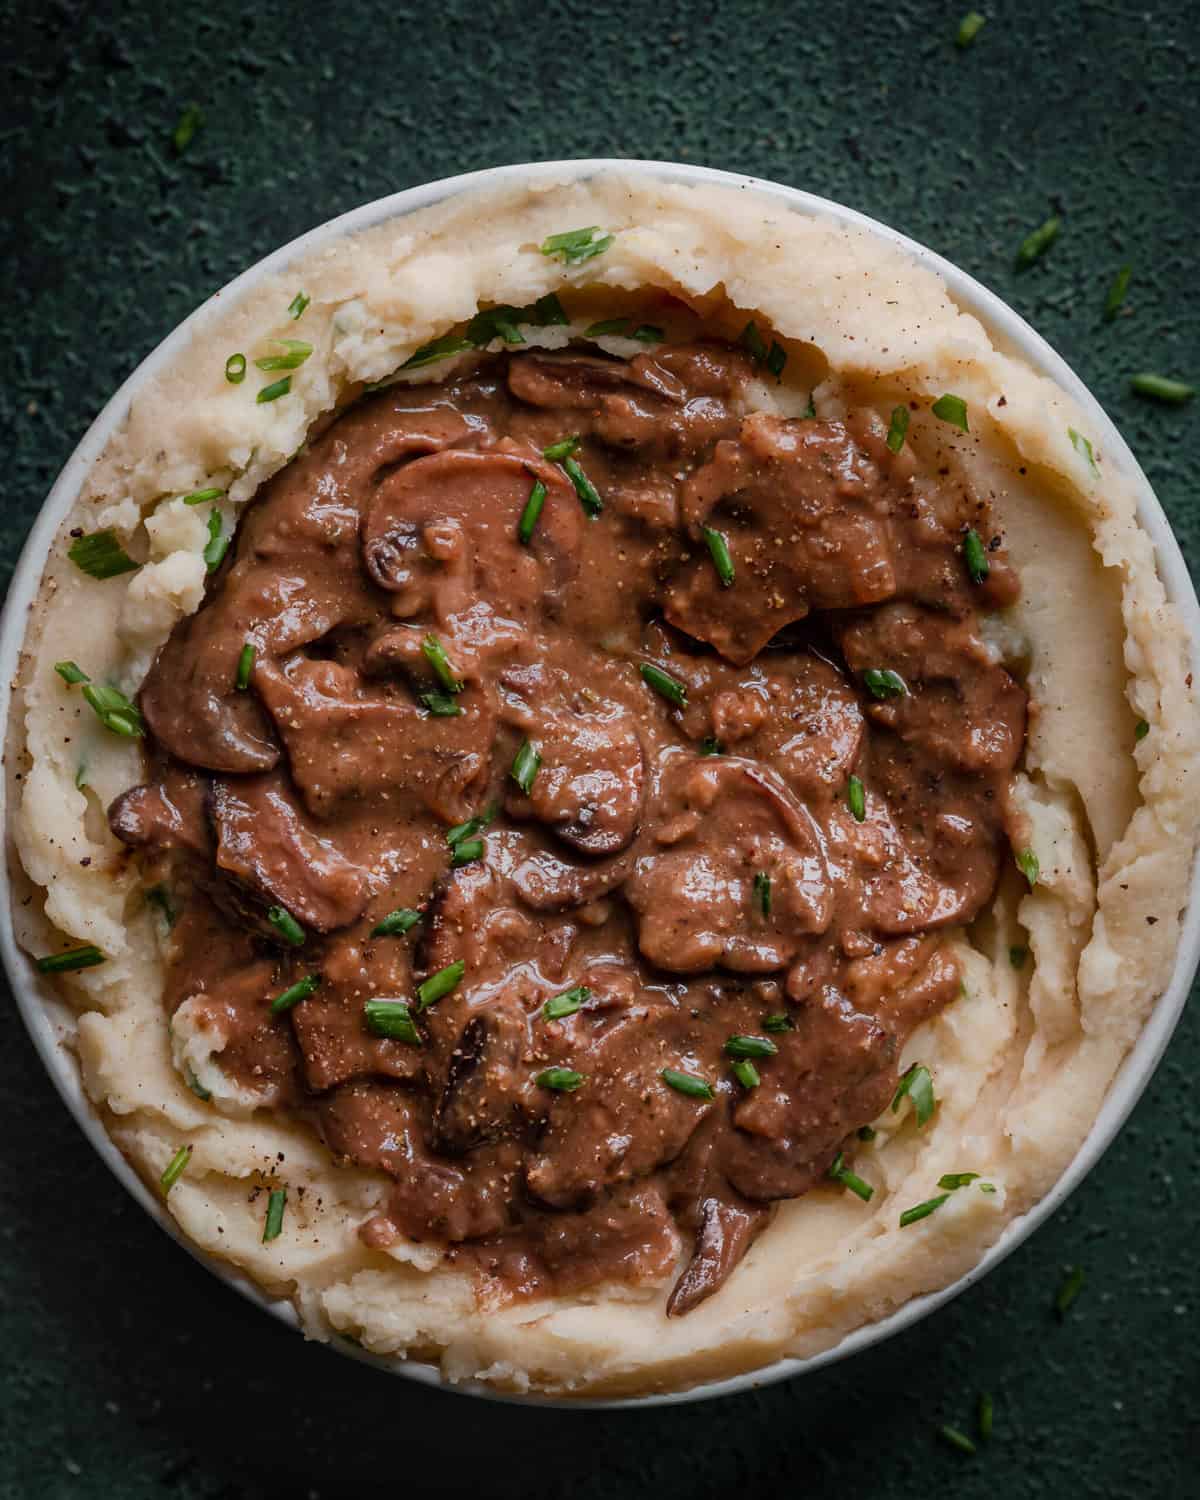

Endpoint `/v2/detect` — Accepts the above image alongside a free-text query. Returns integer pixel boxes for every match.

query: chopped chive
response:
[562,455,603,517]
[160,1145,192,1194]
[724,1034,778,1059]
[862,668,908,700]
[1134,717,1150,740]
[827,1151,875,1202]
[543,986,589,1021]
[847,774,866,822]
[1130,372,1195,404]
[931,393,969,431]
[1068,427,1100,476]
[765,341,787,379]
[422,633,464,694]
[256,375,291,404]
[35,944,106,974]
[938,1425,977,1456]
[699,736,724,756]
[585,317,631,337]
[446,805,495,850]
[1016,848,1039,888]
[1104,265,1131,321]
[754,871,772,918]
[184,1066,210,1101]
[633,324,665,343]
[267,906,306,947]
[701,526,735,587]
[288,291,310,320]
[518,478,546,545]
[450,837,484,867]
[537,1067,586,1092]
[763,1013,794,1033]
[416,959,465,1011]
[1009,944,1027,968]
[371,908,422,938]
[802,392,817,419]
[55,660,89,685]
[263,1187,287,1241]
[419,691,463,717]
[886,405,910,453]
[938,1172,981,1190]
[511,738,542,795]
[963,528,990,583]
[68,529,139,580]
[530,292,568,326]
[892,1063,935,1126]
[401,333,473,370]
[857,1124,877,1142]
[203,509,229,572]
[979,1181,997,1194]
[146,883,178,928]
[225,352,247,384]
[540,226,613,265]
[1016,217,1061,268]
[732,1059,761,1089]
[254,339,313,371]
[639,662,687,708]
[270,973,320,1015]
[739,321,768,363]
[543,435,580,462]
[183,487,225,505]
[467,305,525,347]
[899,1193,950,1227]
[1055,1264,1085,1318]
[661,1067,714,1100]
[235,642,255,691]
[364,999,421,1043]
[171,103,203,154]
[81,682,144,738]
[978,1392,994,1441]
[75,763,87,790]
[955,10,986,47]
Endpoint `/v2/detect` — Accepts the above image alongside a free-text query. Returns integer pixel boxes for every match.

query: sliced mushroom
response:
[666,1194,770,1317]
[431,1006,530,1154]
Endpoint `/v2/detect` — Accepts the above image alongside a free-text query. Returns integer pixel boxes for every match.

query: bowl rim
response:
[3,156,1198,1410]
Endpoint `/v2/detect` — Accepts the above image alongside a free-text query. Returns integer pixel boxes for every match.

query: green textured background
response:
[2,2,1197,1496]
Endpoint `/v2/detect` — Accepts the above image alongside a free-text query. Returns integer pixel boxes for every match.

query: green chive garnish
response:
[511,738,542,795]
[419,691,463,717]
[847,774,866,822]
[371,908,422,938]
[256,375,291,404]
[518,478,546,544]
[724,1034,778,1059]
[537,1067,585,1092]
[529,293,568,326]
[886,405,910,452]
[544,986,589,1021]
[446,806,495,850]
[955,10,986,46]
[235,643,255,691]
[732,1059,760,1090]
[562,456,603,517]
[633,324,665,343]
[68,529,139,580]
[254,339,313,371]
[263,1186,286,1241]
[978,1392,994,1441]
[75,763,87,790]
[931,393,969,431]
[183,487,224,505]
[1134,718,1150,740]
[540,226,613,265]
[938,1425,977,1456]
[467,305,525,346]
[938,1172,980,1190]
[160,1145,192,1194]
[661,1068,714,1100]
[288,291,310,320]
[639,663,687,708]
[55,660,89,685]
[35,944,106,974]
[899,1193,950,1227]
[416,959,465,1011]
[401,333,473,370]
[146,883,178,928]
[81,682,144,738]
[1104,265,1131,321]
[963,528,990,583]
[862,668,908,700]
[1130,373,1195,404]
[1055,1264,1085,1318]
[754,871,772,918]
[699,736,723,756]
[763,1013,794,1033]
[1016,848,1039,888]
[185,1066,211,1101]
[364,999,421,1043]
[203,509,229,572]
[422,634,464,694]
[802,392,817,419]
[1009,944,1027,968]
[827,1151,874,1202]
[739,321,768,363]
[225,353,247,384]
[857,1124,877,1142]
[270,973,320,1015]
[267,906,306,947]
[585,317,631,337]
[171,104,203,153]
[892,1062,936,1125]
[1016,217,1061,268]
[1068,427,1100,476]
[543,435,580,462]
[701,526,735,587]
[765,341,787,379]
[450,838,484,867]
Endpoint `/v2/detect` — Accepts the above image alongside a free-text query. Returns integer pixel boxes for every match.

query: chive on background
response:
[2,0,1196,1495]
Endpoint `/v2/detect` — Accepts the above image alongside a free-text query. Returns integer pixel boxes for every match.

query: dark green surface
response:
[2,2,1198,1496]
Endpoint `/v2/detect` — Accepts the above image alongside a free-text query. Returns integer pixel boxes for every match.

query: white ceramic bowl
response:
[4,159,1198,1409]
